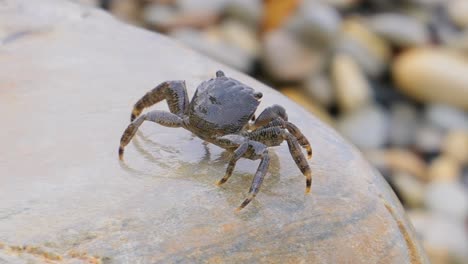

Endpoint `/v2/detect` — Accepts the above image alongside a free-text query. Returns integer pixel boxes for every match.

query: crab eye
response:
[254,92,263,99]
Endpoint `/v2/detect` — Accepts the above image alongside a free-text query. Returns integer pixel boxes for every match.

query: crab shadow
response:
[119,130,283,197]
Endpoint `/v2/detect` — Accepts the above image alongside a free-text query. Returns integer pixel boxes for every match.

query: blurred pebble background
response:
[75,0,467,263]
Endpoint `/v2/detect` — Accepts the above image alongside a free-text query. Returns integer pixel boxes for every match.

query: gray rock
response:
[304,74,334,107]
[414,122,444,154]
[0,0,429,263]
[338,104,389,149]
[224,0,262,27]
[331,54,372,113]
[219,19,260,58]
[142,4,177,28]
[425,104,468,131]
[261,30,324,81]
[389,102,419,147]
[285,1,341,49]
[335,35,387,77]
[176,0,229,13]
[392,172,426,208]
[367,13,429,47]
[425,182,468,221]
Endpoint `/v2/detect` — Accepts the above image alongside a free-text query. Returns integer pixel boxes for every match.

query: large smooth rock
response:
[0,0,428,263]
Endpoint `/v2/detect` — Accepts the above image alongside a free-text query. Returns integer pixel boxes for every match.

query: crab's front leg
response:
[130,80,189,121]
[250,104,312,159]
[119,110,183,159]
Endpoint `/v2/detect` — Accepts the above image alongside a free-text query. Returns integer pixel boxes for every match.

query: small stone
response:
[392,171,426,208]
[285,1,341,49]
[71,0,99,6]
[303,74,334,107]
[109,0,142,25]
[219,19,260,58]
[425,182,468,220]
[338,104,389,149]
[364,148,428,181]
[340,18,391,76]
[331,54,372,113]
[335,36,386,77]
[448,0,468,28]
[143,4,219,31]
[422,214,468,264]
[428,156,461,182]
[414,123,444,154]
[425,104,468,131]
[176,0,228,13]
[442,130,468,164]
[367,13,429,47]
[223,0,262,28]
[393,49,468,110]
[261,30,324,81]
[388,102,419,147]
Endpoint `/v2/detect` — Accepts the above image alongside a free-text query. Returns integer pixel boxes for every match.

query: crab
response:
[118,70,312,210]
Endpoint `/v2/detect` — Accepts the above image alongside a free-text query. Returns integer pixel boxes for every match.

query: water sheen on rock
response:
[0,0,428,263]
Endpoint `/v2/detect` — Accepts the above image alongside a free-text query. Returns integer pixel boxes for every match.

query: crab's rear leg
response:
[130,80,189,121]
[119,110,183,159]
[216,142,249,186]
[248,127,312,193]
[237,148,270,211]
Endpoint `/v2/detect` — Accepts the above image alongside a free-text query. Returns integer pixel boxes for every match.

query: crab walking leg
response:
[237,148,270,211]
[257,119,312,159]
[251,104,288,128]
[248,127,312,193]
[217,142,249,186]
[130,80,189,121]
[119,110,183,159]
[284,132,312,193]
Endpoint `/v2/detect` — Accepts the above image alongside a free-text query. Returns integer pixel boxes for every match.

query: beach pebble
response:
[304,74,334,107]
[338,104,389,149]
[286,1,341,48]
[393,49,468,110]
[425,104,468,131]
[331,54,372,113]
[367,13,429,47]
[392,171,426,208]
[425,182,468,220]
[388,102,419,147]
[442,130,468,164]
[428,156,461,182]
[262,30,324,81]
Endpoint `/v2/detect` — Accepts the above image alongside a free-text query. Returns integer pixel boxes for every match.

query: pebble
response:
[223,0,262,28]
[262,30,324,81]
[109,0,142,25]
[364,148,428,181]
[428,156,461,182]
[366,13,429,47]
[335,36,386,77]
[219,19,260,58]
[392,171,426,208]
[414,122,444,154]
[170,28,252,72]
[331,54,372,113]
[412,213,468,264]
[176,0,228,14]
[447,0,468,28]
[442,130,468,164]
[388,102,419,147]
[425,182,468,221]
[337,104,389,149]
[393,49,468,110]
[143,4,177,29]
[285,1,341,49]
[340,18,391,76]
[425,104,468,131]
[304,74,334,107]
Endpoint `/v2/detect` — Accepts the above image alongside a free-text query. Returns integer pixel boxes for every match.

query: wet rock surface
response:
[0,0,428,263]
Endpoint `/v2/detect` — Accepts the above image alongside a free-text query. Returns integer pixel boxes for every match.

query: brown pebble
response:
[428,156,461,182]
[442,130,468,165]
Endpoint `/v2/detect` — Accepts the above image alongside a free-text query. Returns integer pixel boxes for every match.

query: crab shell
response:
[188,75,262,137]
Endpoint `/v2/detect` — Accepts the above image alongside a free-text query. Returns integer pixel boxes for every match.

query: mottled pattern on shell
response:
[189,76,260,135]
